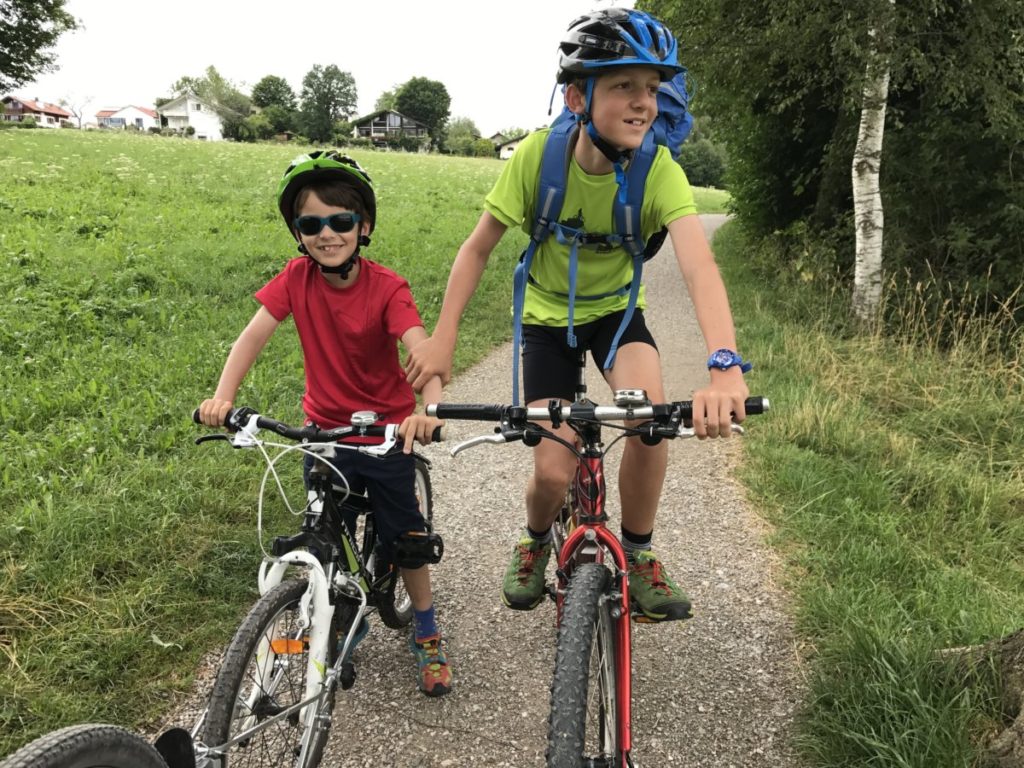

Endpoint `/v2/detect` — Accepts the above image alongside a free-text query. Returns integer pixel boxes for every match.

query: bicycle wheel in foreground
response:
[201,578,338,768]
[376,456,433,629]
[0,723,168,768]
[547,562,621,767]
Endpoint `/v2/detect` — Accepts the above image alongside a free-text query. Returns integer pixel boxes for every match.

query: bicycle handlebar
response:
[428,397,769,424]
[191,407,443,444]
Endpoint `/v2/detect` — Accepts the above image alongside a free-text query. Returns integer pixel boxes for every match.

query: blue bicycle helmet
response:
[556,8,683,83]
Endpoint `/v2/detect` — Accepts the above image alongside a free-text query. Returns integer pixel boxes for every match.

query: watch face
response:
[710,350,735,368]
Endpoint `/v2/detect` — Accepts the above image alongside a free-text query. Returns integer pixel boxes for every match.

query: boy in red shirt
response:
[198,151,451,696]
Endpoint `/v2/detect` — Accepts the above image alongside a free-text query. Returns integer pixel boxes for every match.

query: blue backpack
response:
[510,71,694,404]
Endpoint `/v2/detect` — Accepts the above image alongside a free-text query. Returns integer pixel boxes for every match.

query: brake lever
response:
[195,434,231,446]
[449,429,525,457]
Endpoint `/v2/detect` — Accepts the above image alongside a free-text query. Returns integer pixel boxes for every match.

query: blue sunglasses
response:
[293,212,361,236]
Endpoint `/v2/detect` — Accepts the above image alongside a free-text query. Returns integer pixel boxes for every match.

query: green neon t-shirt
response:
[484,128,697,326]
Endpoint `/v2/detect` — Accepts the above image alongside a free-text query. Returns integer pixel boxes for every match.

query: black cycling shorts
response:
[303,450,426,558]
[521,309,657,404]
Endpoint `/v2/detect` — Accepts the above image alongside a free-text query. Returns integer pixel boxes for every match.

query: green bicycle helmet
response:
[276,150,376,234]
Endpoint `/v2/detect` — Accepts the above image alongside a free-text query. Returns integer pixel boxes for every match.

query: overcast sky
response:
[22,0,632,135]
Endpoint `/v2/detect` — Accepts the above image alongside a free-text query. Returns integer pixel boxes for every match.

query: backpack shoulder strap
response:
[511,122,579,404]
[531,121,577,242]
[613,131,657,260]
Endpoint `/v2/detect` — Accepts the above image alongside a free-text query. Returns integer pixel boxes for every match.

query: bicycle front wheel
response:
[376,455,433,629]
[0,723,168,768]
[201,579,338,768]
[547,563,621,767]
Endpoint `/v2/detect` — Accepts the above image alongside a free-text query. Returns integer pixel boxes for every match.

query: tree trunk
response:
[851,0,895,323]
[943,629,1024,767]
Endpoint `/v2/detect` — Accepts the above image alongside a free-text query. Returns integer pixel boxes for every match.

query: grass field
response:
[0,129,728,753]
[714,222,1024,767]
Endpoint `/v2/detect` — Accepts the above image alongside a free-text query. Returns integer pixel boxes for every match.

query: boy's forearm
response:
[433,243,488,342]
[669,215,739,353]
[685,266,739,353]
[213,309,279,402]
[420,376,443,406]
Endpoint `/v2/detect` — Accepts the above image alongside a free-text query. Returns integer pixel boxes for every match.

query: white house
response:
[96,105,159,131]
[156,93,223,140]
[497,134,527,160]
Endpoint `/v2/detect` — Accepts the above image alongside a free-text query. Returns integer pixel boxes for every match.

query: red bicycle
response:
[429,352,766,767]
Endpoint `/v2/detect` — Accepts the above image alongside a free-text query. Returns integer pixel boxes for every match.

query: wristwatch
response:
[706,348,753,373]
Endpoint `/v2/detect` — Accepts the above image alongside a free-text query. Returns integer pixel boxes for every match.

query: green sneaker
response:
[501,535,552,610]
[628,550,692,622]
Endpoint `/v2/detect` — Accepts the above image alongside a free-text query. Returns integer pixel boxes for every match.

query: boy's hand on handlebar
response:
[405,336,454,390]
[198,398,234,428]
[398,413,445,454]
[692,369,750,439]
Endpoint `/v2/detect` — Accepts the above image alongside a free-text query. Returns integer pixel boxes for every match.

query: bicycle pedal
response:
[340,661,356,690]
[544,583,559,602]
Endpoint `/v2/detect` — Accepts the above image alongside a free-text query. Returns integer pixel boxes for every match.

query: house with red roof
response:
[2,96,73,127]
[96,105,159,131]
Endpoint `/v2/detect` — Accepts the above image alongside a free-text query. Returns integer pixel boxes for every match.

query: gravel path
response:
[159,214,805,766]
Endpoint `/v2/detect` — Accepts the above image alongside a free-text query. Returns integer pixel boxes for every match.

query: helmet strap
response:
[296,240,362,279]
[580,76,634,168]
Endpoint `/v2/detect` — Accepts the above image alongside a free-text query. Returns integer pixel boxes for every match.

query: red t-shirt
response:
[255,257,423,429]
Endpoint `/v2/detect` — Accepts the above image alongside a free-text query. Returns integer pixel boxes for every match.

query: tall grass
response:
[0,129,728,754]
[715,222,1023,766]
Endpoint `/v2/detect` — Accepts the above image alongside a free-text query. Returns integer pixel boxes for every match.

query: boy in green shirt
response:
[406,8,751,622]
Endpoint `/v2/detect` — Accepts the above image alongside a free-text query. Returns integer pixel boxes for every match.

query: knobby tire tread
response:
[0,723,168,768]
[202,578,337,768]
[547,563,618,768]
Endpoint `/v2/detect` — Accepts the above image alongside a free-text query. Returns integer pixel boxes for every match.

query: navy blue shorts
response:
[303,450,426,558]
[521,309,658,403]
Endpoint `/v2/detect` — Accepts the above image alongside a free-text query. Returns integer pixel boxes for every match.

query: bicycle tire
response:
[201,579,338,768]
[376,456,433,629]
[0,723,168,768]
[547,563,621,767]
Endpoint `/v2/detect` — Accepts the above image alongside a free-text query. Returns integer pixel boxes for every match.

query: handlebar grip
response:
[744,397,769,415]
[191,408,201,424]
[431,425,444,443]
[431,404,507,421]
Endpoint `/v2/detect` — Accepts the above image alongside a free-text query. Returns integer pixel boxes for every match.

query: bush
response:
[677,138,727,188]
[185,126,195,136]
[18,116,37,129]
[335,135,372,150]
[472,138,497,158]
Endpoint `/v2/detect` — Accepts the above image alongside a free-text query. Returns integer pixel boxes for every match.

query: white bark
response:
[851,0,894,323]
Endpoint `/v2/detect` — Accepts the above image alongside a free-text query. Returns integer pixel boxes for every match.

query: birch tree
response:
[851,0,895,323]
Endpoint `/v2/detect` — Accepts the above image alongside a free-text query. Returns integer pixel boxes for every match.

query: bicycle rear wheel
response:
[547,563,621,767]
[375,456,433,629]
[0,723,168,768]
[201,579,338,768]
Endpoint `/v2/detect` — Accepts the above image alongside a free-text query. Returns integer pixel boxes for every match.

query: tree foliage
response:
[497,126,529,142]
[251,75,296,110]
[445,116,481,155]
[300,64,357,143]
[0,0,77,92]
[641,0,1024,307]
[394,77,451,147]
[375,88,398,112]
